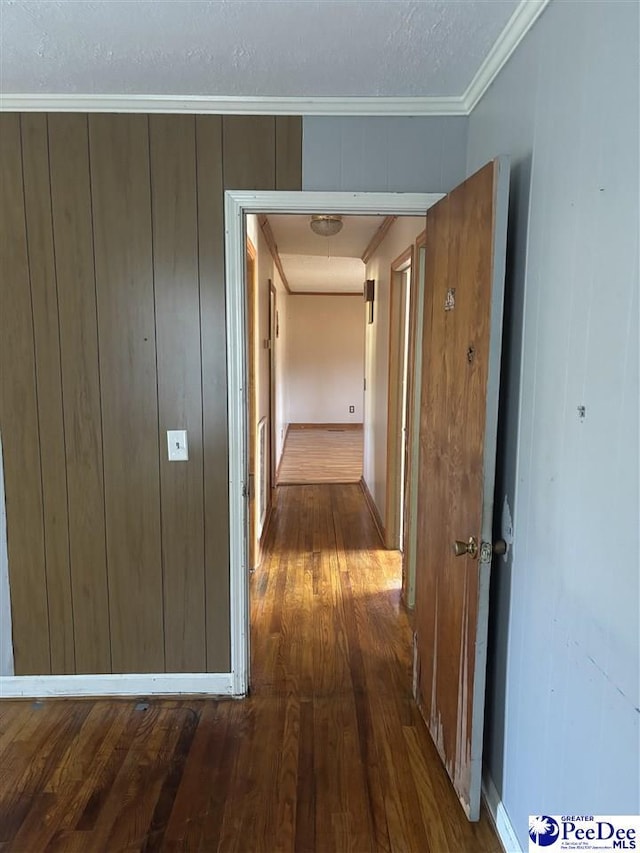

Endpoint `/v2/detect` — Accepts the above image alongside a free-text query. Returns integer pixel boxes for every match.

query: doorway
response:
[225,163,509,822]
[226,160,509,825]
[224,191,442,694]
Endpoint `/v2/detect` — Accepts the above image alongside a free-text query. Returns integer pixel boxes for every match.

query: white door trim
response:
[224,190,444,696]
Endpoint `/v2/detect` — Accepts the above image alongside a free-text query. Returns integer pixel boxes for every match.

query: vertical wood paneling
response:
[223,116,276,190]
[48,114,111,674]
[20,114,75,674]
[275,117,302,191]
[2,112,301,678]
[149,115,206,672]
[196,116,230,671]
[89,114,164,673]
[0,114,51,674]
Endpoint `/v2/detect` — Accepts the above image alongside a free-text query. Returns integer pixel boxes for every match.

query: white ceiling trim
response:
[462,0,550,112]
[0,0,550,116]
[0,93,467,116]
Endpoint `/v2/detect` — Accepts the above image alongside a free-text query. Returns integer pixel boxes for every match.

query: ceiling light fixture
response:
[310,214,343,237]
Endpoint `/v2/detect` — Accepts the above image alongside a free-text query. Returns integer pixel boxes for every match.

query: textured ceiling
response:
[0,0,521,96]
[281,255,365,293]
[269,214,385,259]
[271,213,381,293]
[269,213,423,292]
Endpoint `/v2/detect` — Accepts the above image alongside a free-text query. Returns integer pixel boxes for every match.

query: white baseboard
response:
[482,772,523,853]
[0,671,235,698]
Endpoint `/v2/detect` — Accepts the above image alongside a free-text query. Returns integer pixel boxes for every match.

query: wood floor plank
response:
[0,703,90,844]
[278,427,363,484]
[8,705,126,851]
[161,701,228,849]
[0,484,501,853]
[89,707,182,850]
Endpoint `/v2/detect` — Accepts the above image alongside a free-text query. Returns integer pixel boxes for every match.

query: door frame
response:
[224,190,443,695]
[268,280,277,490]
[385,245,414,550]
[403,229,427,607]
[245,238,257,572]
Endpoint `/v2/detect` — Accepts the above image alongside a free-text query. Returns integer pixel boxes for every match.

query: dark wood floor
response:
[0,484,501,852]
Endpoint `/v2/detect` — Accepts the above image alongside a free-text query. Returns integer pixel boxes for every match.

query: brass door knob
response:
[453,537,478,559]
[454,538,508,561]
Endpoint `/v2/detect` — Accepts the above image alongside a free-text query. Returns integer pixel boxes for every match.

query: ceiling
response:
[280,255,366,294]
[266,213,423,293]
[0,0,533,112]
[269,214,384,259]
[270,214,381,293]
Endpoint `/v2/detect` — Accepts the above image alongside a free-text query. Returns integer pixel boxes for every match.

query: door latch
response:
[454,537,507,562]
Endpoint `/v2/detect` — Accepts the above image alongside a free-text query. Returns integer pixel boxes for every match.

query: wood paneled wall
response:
[0,113,302,676]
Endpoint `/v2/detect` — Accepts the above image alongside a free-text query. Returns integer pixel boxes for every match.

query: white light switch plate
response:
[167,430,188,461]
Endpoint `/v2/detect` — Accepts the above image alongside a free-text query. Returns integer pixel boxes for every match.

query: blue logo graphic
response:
[529,816,560,847]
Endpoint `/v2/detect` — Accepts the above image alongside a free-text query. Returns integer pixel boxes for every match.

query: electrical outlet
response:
[349,405,355,413]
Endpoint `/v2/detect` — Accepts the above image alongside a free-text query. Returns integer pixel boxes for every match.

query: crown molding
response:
[0,93,467,116]
[0,0,550,117]
[362,216,398,264]
[462,0,551,112]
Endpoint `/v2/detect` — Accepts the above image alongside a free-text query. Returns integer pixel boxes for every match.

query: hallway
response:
[249,483,501,851]
[0,484,501,851]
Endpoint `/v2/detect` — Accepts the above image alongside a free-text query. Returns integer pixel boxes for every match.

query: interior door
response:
[413,157,509,820]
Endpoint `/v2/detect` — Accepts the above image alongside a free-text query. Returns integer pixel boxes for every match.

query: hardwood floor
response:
[0,484,501,852]
[277,427,363,484]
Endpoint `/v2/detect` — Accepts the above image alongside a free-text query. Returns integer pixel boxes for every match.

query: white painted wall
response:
[303,116,468,193]
[285,296,364,425]
[363,217,423,521]
[466,0,639,846]
[0,435,14,676]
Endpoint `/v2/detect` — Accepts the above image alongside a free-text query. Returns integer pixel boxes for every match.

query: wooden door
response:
[413,157,509,820]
